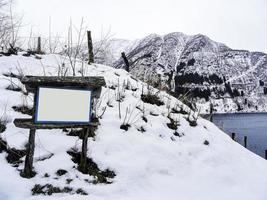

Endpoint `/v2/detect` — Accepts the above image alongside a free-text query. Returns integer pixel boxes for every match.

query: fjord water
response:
[212,113,267,158]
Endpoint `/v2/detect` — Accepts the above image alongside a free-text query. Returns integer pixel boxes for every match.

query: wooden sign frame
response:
[13,76,106,178]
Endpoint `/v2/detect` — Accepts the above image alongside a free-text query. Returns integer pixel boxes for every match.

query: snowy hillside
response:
[72,38,137,67]
[114,32,267,113]
[0,53,267,200]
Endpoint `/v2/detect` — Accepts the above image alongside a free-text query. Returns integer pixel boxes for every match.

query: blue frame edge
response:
[34,86,93,125]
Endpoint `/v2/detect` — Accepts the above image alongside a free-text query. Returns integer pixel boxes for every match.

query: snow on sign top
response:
[35,87,92,124]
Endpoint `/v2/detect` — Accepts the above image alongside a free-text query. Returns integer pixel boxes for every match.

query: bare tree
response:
[48,17,62,54]
[64,18,87,76]
[0,0,22,51]
[93,27,114,65]
[0,0,12,49]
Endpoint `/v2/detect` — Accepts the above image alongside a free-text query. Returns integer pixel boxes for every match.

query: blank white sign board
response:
[35,87,92,123]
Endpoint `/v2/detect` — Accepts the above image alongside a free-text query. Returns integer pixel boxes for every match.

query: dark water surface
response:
[212,113,267,158]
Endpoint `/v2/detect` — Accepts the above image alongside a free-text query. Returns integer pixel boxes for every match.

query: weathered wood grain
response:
[14,118,99,129]
[23,128,36,178]
[21,76,106,93]
[80,128,89,173]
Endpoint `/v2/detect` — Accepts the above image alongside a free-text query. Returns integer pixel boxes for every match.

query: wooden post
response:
[37,37,41,54]
[244,136,247,148]
[87,31,94,64]
[231,132,235,141]
[80,128,89,173]
[265,150,267,160]
[23,128,36,178]
[210,114,213,122]
[121,52,130,72]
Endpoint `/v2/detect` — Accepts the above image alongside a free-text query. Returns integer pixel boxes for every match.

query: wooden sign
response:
[35,87,92,124]
[14,76,106,178]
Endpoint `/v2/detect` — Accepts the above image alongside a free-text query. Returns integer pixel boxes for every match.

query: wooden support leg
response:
[23,128,36,178]
[80,128,89,173]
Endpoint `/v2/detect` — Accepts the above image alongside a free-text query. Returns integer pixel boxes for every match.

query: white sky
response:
[15,0,267,53]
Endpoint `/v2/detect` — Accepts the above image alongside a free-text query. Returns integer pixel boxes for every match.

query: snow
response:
[226,54,266,84]
[0,53,267,200]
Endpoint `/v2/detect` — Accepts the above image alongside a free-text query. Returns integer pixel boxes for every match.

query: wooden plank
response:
[21,76,106,93]
[80,128,89,173]
[22,128,36,178]
[14,118,99,129]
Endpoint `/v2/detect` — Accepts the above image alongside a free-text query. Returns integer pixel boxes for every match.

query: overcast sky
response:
[15,0,267,53]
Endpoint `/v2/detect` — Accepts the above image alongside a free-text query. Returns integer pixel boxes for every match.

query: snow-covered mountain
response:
[1,53,267,199]
[114,32,267,113]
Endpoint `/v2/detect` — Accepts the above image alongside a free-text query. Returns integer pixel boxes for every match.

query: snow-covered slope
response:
[0,53,267,200]
[114,32,267,113]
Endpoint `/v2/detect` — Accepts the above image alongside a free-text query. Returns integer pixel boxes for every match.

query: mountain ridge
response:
[113,32,267,113]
